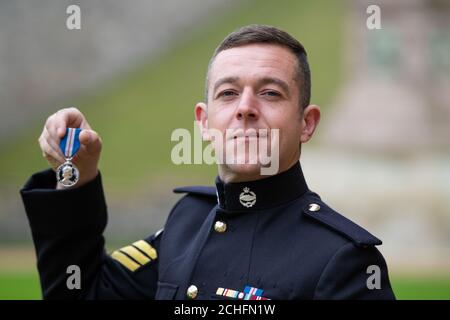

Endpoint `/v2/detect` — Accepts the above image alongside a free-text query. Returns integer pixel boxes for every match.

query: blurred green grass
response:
[0,273,41,300]
[0,0,344,193]
[391,276,450,300]
[1,271,450,300]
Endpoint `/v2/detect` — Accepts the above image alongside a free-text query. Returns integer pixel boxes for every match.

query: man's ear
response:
[195,102,210,141]
[300,104,321,143]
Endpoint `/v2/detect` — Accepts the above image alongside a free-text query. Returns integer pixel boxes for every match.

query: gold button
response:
[214,220,227,233]
[308,203,321,212]
[186,285,198,299]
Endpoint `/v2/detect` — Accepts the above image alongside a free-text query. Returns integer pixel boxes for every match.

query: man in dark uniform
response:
[21,25,396,300]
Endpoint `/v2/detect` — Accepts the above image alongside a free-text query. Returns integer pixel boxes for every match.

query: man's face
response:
[197,43,311,181]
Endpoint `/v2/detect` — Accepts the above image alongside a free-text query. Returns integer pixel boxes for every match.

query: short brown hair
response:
[205,24,311,109]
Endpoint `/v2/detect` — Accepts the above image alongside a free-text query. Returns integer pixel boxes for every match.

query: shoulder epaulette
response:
[302,200,382,247]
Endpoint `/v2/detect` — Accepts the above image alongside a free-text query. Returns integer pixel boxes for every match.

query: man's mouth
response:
[228,129,269,140]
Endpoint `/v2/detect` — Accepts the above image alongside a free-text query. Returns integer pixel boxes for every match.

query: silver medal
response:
[58,128,82,188]
[56,159,79,187]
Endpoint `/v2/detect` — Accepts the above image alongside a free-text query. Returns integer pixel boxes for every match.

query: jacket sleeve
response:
[20,169,160,300]
[313,242,396,300]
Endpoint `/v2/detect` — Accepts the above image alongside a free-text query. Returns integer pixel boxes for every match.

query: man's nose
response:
[235,90,259,121]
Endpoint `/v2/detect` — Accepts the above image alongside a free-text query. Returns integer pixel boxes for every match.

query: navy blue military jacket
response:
[20,162,395,300]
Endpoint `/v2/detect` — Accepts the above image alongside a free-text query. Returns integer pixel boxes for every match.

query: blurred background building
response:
[0,0,449,299]
[316,0,450,273]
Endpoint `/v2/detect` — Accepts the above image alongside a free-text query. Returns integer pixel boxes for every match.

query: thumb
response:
[79,129,102,154]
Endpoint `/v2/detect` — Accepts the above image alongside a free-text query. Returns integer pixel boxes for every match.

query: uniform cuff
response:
[20,169,107,237]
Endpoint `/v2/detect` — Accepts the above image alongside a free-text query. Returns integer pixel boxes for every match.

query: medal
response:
[57,128,82,187]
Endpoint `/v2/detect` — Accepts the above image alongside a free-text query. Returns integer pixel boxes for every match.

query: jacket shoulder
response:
[173,185,217,198]
[170,186,217,217]
[301,191,382,247]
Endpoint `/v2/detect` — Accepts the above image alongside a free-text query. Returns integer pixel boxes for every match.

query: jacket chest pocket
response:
[155,281,179,300]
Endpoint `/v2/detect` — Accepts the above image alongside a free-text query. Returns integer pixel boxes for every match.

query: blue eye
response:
[263,91,280,97]
[217,90,238,99]
[221,91,236,96]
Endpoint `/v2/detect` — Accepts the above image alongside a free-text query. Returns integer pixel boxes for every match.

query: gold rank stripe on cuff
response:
[111,240,157,272]
[111,251,140,272]
[120,245,151,265]
[133,240,157,260]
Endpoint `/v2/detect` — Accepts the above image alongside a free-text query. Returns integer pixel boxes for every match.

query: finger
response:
[44,113,59,139]
[40,137,66,165]
[44,143,65,165]
[54,108,91,138]
[79,129,102,155]
[42,127,64,158]
[44,111,69,139]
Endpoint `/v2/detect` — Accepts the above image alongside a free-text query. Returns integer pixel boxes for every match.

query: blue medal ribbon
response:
[60,128,81,159]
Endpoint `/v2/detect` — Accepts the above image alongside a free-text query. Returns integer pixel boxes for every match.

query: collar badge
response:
[239,187,256,208]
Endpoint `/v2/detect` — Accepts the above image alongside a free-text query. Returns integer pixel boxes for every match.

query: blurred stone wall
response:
[317,0,450,272]
[323,0,450,153]
[0,0,236,144]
